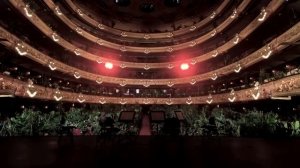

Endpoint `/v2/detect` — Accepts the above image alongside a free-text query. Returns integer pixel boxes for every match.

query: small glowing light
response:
[53,88,63,101]
[136,89,140,94]
[143,81,150,87]
[96,77,103,84]
[167,81,174,87]
[120,63,126,68]
[144,64,150,70]
[189,41,197,47]
[230,8,238,19]
[75,27,83,34]
[144,48,150,54]
[144,34,150,39]
[167,32,173,38]
[121,32,127,37]
[98,24,104,29]
[189,25,196,31]
[180,63,189,70]
[26,79,37,98]
[166,98,173,105]
[96,39,104,45]
[120,46,126,52]
[228,89,236,102]
[120,98,127,105]
[210,29,217,37]
[99,97,106,104]
[186,96,192,105]
[77,93,85,103]
[233,34,240,44]
[210,11,216,19]
[55,6,62,15]
[167,47,173,52]
[206,94,213,104]
[191,59,196,65]
[211,73,218,80]
[120,80,126,87]
[143,98,150,104]
[190,78,196,85]
[51,32,59,42]
[234,64,242,73]
[24,4,33,17]
[168,63,174,69]
[77,9,83,16]
[261,45,273,59]
[105,62,113,69]
[15,43,27,56]
[74,71,81,79]
[96,59,103,64]
[258,8,267,22]
[74,48,81,55]
[212,50,218,57]
[48,61,57,71]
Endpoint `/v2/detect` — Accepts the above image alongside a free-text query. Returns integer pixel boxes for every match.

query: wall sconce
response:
[77,93,85,103]
[120,98,127,105]
[48,61,57,71]
[186,96,192,105]
[234,64,242,73]
[144,48,150,54]
[55,6,62,15]
[99,97,106,104]
[167,32,173,38]
[189,25,196,31]
[75,27,83,34]
[74,71,81,79]
[51,32,59,42]
[261,45,273,59]
[211,73,218,80]
[144,64,150,70]
[121,32,127,37]
[24,4,33,17]
[77,9,83,16]
[74,48,81,55]
[233,34,240,44]
[96,77,103,84]
[166,98,173,105]
[258,8,267,22]
[210,29,217,37]
[167,81,174,87]
[15,43,27,56]
[26,79,37,98]
[206,94,213,104]
[96,39,104,45]
[210,11,216,19]
[228,89,236,102]
[98,24,105,29]
[230,8,238,19]
[190,78,196,85]
[53,88,63,101]
[144,34,150,39]
[212,50,218,57]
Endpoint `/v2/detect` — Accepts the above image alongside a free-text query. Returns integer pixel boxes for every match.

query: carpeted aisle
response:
[139,114,151,136]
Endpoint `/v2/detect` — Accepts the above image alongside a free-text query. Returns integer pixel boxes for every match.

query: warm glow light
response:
[105,62,113,69]
[180,63,189,70]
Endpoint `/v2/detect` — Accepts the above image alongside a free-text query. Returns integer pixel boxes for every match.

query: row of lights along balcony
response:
[23,78,264,105]
[19,2,272,69]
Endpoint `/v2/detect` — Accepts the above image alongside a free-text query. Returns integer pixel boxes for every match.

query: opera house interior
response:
[0,0,300,167]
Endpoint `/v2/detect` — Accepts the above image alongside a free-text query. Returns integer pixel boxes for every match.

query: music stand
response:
[119,111,135,123]
[150,111,165,134]
[175,111,185,121]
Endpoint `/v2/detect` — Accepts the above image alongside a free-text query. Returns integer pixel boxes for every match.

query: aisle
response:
[139,115,151,136]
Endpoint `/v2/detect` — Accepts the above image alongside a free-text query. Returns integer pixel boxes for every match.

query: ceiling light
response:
[180,63,189,70]
[105,62,113,69]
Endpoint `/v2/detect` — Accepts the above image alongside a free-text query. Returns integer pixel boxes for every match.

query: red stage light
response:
[105,62,113,69]
[180,63,189,70]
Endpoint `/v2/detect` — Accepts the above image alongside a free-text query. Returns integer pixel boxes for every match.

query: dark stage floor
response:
[0,136,299,168]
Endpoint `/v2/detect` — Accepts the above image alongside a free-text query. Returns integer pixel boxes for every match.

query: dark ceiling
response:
[73,0,223,25]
